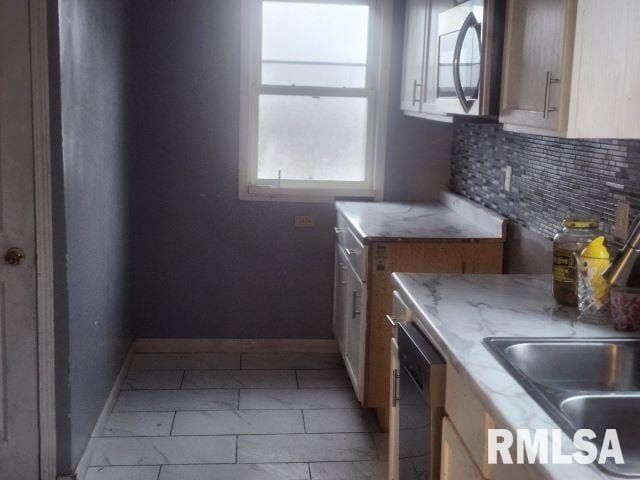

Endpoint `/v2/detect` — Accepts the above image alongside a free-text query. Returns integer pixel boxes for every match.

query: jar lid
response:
[563,219,599,229]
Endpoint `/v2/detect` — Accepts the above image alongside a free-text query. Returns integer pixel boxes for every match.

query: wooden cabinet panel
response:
[500,0,570,132]
[501,0,640,138]
[441,417,485,480]
[366,241,504,424]
[567,0,640,138]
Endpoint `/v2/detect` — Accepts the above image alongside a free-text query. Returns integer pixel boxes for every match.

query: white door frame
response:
[29,0,57,478]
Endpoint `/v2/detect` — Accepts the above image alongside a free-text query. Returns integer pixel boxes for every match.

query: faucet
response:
[604,214,640,287]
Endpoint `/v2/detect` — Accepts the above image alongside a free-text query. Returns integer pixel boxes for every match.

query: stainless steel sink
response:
[561,395,640,477]
[502,340,640,391]
[484,338,640,477]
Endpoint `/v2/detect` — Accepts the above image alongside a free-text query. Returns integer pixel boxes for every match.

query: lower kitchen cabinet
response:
[333,241,367,401]
[333,198,506,430]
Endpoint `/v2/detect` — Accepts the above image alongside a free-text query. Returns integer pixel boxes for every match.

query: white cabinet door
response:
[401,0,428,112]
[333,244,348,353]
[441,418,485,480]
[344,263,365,402]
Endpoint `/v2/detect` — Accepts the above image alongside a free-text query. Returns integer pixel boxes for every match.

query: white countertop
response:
[392,273,638,479]
[335,192,506,244]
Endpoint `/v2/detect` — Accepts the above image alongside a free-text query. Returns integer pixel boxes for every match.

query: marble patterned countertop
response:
[335,192,506,244]
[392,273,639,480]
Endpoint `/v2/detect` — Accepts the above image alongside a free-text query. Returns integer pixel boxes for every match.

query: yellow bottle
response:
[577,236,611,324]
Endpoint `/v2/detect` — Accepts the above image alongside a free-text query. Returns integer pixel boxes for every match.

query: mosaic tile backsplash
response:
[449,120,640,240]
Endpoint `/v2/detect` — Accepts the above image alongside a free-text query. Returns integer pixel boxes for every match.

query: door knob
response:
[5,248,26,266]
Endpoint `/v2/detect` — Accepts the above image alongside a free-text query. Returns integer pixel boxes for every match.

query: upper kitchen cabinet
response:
[400,0,429,113]
[500,0,640,138]
[401,0,505,122]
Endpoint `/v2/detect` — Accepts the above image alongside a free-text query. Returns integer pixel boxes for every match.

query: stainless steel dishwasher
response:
[397,322,446,480]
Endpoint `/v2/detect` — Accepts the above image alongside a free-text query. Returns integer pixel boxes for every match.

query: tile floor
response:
[86,351,388,480]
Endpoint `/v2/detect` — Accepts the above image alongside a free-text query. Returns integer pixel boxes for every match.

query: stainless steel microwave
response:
[436,0,505,116]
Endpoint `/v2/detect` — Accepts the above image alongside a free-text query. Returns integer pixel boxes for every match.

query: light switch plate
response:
[295,215,315,228]
[504,166,513,192]
[614,201,631,240]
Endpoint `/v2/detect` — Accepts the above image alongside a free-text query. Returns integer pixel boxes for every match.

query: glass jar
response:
[553,219,601,306]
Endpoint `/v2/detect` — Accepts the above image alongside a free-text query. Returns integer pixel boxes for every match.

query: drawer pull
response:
[352,291,361,318]
[345,248,357,256]
[392,368,400,407]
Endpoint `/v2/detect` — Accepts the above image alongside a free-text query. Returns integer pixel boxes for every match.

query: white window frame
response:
[239,0,393,203]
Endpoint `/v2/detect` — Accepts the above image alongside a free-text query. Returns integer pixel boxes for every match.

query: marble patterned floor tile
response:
[89,436,236,466]
[131,353,241,371]
[102,412,174,437]
[241,352,343,370]
[240,388,358,410]
[159,463,310,480]
[309,461,386,480]
[182,369,296,389]
[303,409,378,433]
[296,369,351,388]
[85,466,160,480]
[172,410,304,435]
[237,433,377,463]
[114,389,238,412]
[122,370,183,390]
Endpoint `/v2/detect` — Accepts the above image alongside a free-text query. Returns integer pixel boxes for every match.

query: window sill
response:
[239,185,377,204]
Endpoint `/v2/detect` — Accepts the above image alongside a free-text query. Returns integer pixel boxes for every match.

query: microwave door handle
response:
[453,12,479,113]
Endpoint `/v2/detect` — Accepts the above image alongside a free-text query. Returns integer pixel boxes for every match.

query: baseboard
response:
[72,342,136,480]
[133,338,339,353]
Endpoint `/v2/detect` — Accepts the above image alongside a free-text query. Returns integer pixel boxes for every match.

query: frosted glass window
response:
[262,62,366,89]
[261,1,370,88]
[258,95,368,182]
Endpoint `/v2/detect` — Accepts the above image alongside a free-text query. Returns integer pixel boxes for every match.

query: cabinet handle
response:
[352,291,361,318]
[334,227,344,235]
[386,314,399,328]
[392,368,400,407]
[543,71,561,119]
[337,261,347,286]
[412,80,422,106]
[345,248,357,256]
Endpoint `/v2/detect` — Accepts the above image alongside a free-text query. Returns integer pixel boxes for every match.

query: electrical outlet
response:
[504,165,513,192]
[295,215,315,228]
[614,201,631,240]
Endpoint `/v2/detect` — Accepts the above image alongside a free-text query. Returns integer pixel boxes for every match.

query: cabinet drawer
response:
[445,366,495,478]
[335,214,366,280]
[441,417,485,480]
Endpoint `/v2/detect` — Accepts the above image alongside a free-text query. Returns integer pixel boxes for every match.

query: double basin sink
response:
[484,338,640,477]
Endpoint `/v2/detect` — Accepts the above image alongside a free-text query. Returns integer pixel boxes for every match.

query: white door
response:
[0,1,41,478]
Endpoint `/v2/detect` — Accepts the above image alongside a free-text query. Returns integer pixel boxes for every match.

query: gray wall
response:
[130,0,453,339]
[56,0,133,471]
